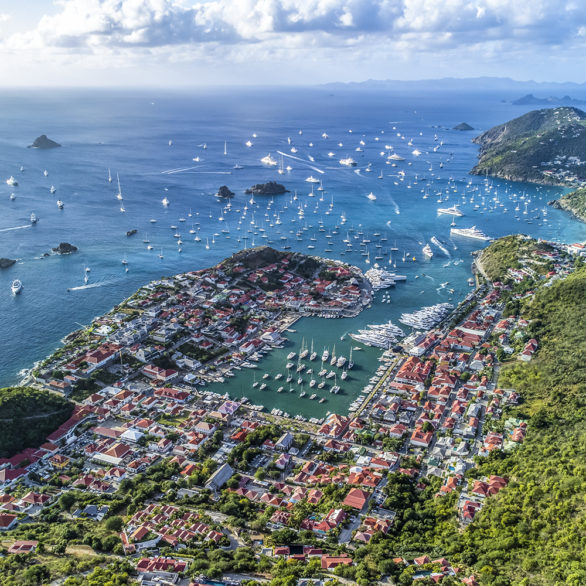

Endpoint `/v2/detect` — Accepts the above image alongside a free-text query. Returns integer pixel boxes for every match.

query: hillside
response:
[455,254,586,585]
[471,107,586,185]
[475,234,556,281]
[548,186,586,222]
[0,387,74,458]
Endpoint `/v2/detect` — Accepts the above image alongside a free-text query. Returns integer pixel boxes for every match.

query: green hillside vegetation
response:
[0,387,74,458]
[453,261,586,585]
[549,186,586,222]
[476,235,556,281]
[471,107,586,185]
[348,243,586,585]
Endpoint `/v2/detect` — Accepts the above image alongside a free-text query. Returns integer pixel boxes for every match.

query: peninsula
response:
[2,239,585,586]
[471,107,586,185]
[548,186,586,222]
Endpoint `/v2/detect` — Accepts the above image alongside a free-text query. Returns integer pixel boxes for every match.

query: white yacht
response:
[6,176,17,186]
[339,157,357,167]
[422,243,433,258]
[50,185,56,194]
[437,205,463,216]
[261,154,278,166]
[57,200,64,209]
[367,192,377,201]
[162,197,170,207]
[450,226,491,241]
[30,213,38,224]
[11,280,22,295]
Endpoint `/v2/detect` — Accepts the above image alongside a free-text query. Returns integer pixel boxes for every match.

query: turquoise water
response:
[0,88,584,417]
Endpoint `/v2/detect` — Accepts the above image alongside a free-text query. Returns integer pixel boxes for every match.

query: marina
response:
[1,88,583,419]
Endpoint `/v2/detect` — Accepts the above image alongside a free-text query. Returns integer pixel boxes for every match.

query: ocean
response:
[0,87,584,417]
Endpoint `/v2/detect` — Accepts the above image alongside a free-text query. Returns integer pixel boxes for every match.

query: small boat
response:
[30,213,38,224]
[11,279,22,295]
[50,185,56,194]
[57,200,64,209]
[6,176,18,186]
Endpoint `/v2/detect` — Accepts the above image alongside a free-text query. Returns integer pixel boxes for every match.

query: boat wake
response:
[161,166,200,174]
[276,151,324,174]
[0,224,31,232]
[431,236,451,257]
[67,279,116,292]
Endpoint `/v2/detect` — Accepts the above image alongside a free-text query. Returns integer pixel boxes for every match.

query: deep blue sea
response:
[1,87,584,416]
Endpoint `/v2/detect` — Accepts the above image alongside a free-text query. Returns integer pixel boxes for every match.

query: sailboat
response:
[309,340,317,361]
[224,141,227,156]
[348,348,354,369]
[108,168,112,183]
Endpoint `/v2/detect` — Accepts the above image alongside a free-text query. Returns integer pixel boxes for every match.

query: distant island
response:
[216,185,235,198]
[28,134,61,149]
[52,242,78,254]
[0,258,16,269]
[549,187,586,222]
[245,181,288,195]
[512,93,586,106]
[471,107,586,185]
[453,122,474,131]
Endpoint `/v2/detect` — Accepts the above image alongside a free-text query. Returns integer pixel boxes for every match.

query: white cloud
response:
[3,0,586,85]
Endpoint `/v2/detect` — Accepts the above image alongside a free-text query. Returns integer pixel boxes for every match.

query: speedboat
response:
[6,176,18,186]
[30,213,38,224]
[367,192,377,201]
[57,200,64,209]
[11,280,22,295]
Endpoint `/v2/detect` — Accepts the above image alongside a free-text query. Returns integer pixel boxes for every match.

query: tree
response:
[105,515,124,532]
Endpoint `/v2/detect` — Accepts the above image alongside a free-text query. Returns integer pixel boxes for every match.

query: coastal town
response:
[0,238,582,585]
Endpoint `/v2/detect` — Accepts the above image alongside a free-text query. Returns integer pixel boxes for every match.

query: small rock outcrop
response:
[245,181,288,195]
[0,258,16,269]
[52,242,78,255]
[453,122,474,131]
[216,185,235,198]
[28,135,61,149]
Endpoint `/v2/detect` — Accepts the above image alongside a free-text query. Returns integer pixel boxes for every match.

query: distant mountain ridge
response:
[321,76,586,96]
[471,107,586,186]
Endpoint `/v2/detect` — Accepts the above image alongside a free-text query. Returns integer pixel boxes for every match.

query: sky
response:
[1,0,586,87]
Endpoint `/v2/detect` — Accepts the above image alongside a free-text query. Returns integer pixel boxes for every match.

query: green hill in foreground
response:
[0,387,74,458]
[471,107,586,185]
[548,186,586,222]
[457,242,586,585]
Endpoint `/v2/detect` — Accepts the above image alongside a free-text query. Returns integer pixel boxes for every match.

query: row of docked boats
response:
[364,264,407,290]
[399,302,453,330]
[349,320,405,349]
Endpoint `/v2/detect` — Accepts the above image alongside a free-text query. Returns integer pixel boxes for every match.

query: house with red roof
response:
[343,488,370,510]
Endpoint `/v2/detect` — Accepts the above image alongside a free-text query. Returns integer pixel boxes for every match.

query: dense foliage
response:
[0,387,73,458]
[450,264,586,585]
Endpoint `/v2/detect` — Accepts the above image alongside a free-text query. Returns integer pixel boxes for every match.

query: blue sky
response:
[1,0,586,86]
